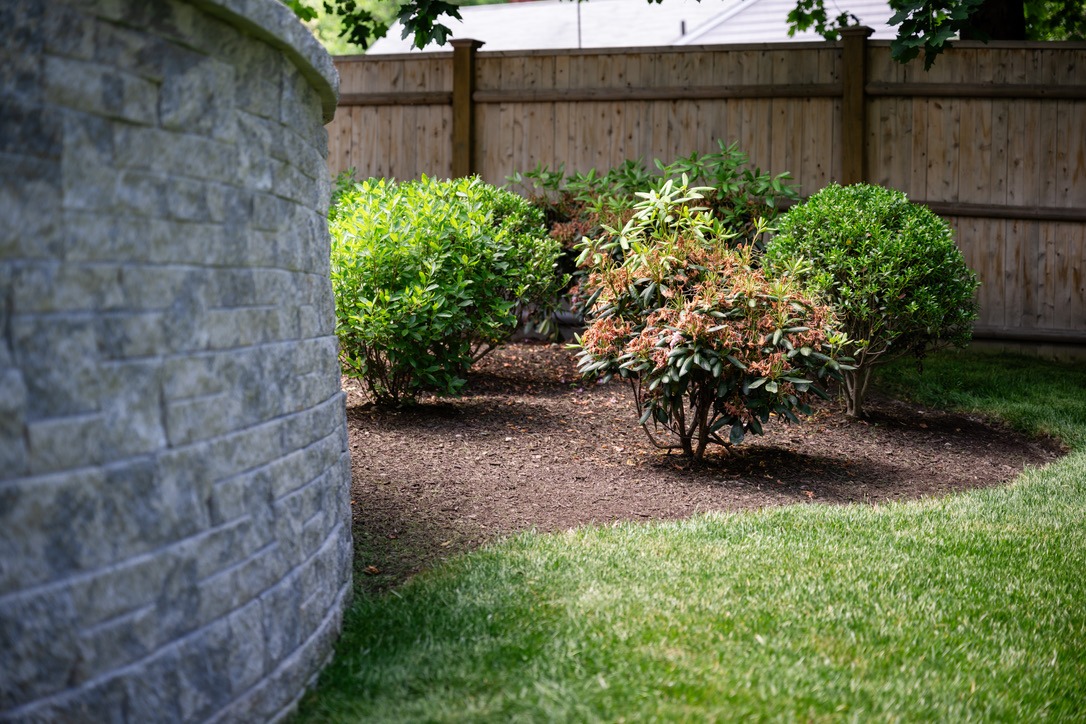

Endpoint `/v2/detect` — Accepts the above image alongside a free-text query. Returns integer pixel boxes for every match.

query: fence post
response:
[451,39,484,178]
[840,26,873,185]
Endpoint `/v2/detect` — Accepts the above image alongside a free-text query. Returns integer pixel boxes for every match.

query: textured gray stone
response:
[11,261,126,314]
[113,124,241,183]
[0,589,79,708]
[0,468,103,591]
[26,412,106,475]
[11,315,102,420]
[225,599,267,694]
[0,7,46,116]
[61,111,117,211]
[159,54,237,141]
[97,311,167,360]
[0,369,29,476]
[2,0,349,719]
[0,157,64,260]
[45,55,158,126]
[69,554,171,628]
[0,99,63,162]
[73,603,159,686]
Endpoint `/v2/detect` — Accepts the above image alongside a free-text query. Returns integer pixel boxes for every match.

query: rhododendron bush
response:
[574,179,848,460]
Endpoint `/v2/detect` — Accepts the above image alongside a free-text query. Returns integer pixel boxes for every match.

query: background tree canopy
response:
[286,0,1084,67]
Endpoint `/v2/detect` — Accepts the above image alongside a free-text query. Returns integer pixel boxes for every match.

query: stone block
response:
[43,9,95,60]
[271,159,315,211]
[45,56,157,125]
[0,156,63,260]
[197,544,282,626]
[251,268,294,305]
[73,603,158,686]
[225,599,267,694]
[11,315,102,420]
[260,578,301,673]
[0,369,29,478]
[252,192,292,232]
[69,554,170,628]
[113,124,240,184]
[27,412,106,476]
[204,418,285,482]
[175,619,234,721]
[268,428,342,501]
[99,457,201,558]
[213,268,257,307]
[98,360,166,457]
[60,210,144,263]
[137,220,244,267]
[113,170,170,219]
[97,311,166,360]
[232,43,282,121]
[205,183,248,225]
[0,467,106,592]
[162,281,213,354]
[165,391,237,447]
[279,395,344,455]
[123,646,185,723]
[162,351,232,400]
[0,97,63,161]
[0,1,45,104]
[110,0,198,47]
[0,588,79,708]
[235,114,275,192]
[203,306,284,350]
[11,260,126,314]
[151,552,202,642]
[166,176,220,223]
[8,675,130,724]
[159,54,236,142]
[61,111,117,211]
[279,68,322,139]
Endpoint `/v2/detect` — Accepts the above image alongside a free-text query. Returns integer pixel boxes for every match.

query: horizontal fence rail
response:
[328,35,1086,345]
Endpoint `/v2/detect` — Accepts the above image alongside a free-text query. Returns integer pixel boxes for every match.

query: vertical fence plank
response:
[553,54,571,177]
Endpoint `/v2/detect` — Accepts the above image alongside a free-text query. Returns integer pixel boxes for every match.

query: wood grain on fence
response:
[328,39,1086,343]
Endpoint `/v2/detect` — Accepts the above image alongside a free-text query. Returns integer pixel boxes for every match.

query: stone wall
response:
[0,1,352,721]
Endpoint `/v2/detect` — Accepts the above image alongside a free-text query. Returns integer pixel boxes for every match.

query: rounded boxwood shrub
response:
[575,178,847,460]
[330,175,563,405]
[764,183,980,418]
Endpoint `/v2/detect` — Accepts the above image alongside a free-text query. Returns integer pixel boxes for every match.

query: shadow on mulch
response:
[344,342,1065,595]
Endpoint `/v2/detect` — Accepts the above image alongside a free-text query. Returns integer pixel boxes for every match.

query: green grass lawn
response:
[294,349,1086,722]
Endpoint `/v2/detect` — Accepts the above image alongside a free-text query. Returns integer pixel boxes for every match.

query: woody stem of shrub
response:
[844,365,875,418]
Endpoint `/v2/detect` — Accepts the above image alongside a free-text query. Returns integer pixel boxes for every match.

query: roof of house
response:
[365,0,897,54]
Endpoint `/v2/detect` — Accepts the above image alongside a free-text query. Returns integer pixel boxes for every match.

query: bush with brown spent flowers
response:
[574,178,848,460]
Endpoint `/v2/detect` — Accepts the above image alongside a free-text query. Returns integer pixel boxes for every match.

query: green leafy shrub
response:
[508,140,798,338]
[330,175,563,405]
[510,140,797,254]
[574,178,847,460]
[764,183,980,418]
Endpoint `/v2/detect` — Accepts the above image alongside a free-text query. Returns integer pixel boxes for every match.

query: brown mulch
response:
[345,342,1064,594]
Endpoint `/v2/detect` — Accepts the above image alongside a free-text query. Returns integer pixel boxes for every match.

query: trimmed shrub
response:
[508,140,798,338]
[764,183,980,418]
[510,139,798,255]
[574,178,847,460]
[330,175,563,405]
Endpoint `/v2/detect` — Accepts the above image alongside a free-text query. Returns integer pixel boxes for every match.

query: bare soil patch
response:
[345,342,1063,594]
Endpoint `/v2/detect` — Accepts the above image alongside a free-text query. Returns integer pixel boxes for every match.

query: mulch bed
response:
[345,342,1064,594]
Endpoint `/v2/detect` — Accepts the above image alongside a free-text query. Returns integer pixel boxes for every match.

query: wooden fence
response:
[328,34,1086,344]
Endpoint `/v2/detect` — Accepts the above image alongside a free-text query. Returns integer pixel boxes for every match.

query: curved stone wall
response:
[0,1,352,720]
